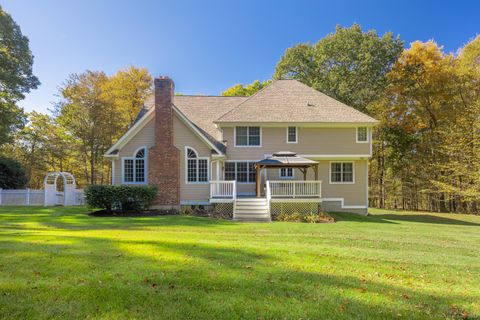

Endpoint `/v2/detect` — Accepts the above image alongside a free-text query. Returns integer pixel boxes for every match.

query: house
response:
[104,77,377,221]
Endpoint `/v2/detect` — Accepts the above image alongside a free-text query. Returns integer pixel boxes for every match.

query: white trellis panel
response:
[0,172,84,206]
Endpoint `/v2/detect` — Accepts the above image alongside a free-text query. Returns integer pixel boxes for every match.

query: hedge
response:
[84,185,158,212]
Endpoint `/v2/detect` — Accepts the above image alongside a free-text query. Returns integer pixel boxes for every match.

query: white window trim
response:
[234,126,262,147]
[279,167,295,179]
[356,127,369,143]
[185,146,210,185]
[224,160,257,184]
[111,160,115,185]
[329,161,355,184]
[286,126,298,144]
[121,146,148,184]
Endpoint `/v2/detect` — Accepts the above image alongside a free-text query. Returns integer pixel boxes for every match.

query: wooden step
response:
[233,198,271,222]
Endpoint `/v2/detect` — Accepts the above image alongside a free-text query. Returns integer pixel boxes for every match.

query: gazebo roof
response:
[256,151,318,167]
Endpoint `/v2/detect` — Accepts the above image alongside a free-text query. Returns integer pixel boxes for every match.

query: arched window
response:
[123,147,146,183]
[186,147,209,183]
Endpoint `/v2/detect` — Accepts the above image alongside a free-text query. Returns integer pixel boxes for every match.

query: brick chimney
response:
[148,76,180,207]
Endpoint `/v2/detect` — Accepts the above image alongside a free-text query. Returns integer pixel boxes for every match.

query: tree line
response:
[1,4,479,213]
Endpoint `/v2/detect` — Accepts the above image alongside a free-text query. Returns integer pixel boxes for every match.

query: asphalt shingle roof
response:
[215,80,377,124]
[133,80,377,153]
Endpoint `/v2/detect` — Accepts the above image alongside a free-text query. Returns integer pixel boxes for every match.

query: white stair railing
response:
[210,181,236,200]
[268,181,322,199]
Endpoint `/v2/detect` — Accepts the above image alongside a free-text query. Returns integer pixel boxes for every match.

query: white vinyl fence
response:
[0,188,85,206]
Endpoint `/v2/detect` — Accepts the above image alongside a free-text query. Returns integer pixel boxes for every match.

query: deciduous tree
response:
[0,6,39,146]
[274,24,403,113]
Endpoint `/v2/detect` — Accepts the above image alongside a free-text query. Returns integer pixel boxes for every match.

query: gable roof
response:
[143,95,247,153]
[106,95,246,157]
[173,95,247,142]
[106,80,378,158]
[215,80,377,124]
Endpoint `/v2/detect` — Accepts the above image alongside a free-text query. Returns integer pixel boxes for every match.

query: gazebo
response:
[254,151,319,197]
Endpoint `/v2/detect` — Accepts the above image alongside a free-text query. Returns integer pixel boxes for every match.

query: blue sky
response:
[3,0,479,114]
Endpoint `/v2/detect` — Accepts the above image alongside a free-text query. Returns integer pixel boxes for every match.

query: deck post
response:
[256,165,261,197]
[314,164,318,181]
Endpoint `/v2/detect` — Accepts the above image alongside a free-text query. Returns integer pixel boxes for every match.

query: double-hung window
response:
[330,162,354,183]
[123,147,146,183]
[356,127,369,143]
[235,126,261,146]
[287,126,297,143]
[279,168,294,179]
[186,147,209,183]
[224,161,256,183]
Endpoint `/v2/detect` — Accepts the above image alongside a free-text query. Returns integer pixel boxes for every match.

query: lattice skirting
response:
[213,203,234,218]
[270,202,320,216]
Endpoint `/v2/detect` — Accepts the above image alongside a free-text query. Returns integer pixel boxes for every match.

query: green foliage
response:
[369,38,480,213]
[0,6,40,146]
[102,66,153,127]
[0,156,27,189]
[274,24,403,113]
[222,80,271,96]
[84,185,158,212]
[275,212,333,223]
[3,206,479,319]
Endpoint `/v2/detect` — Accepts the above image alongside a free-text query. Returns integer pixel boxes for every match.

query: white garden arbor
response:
[44,172,77,206]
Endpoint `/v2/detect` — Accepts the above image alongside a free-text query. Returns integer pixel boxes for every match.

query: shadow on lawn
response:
[0,234,477,319]
[375,214,480,226]
[331,211,480,227]
[0,207,237,231]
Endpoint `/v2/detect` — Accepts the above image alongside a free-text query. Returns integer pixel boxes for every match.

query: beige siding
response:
[111,118,368,209]
[113,118,155,185]
[262,160,367,206]
[113,114,213,203]
[173,114,211,203]
[318,160,367,206]
[236,159,367,207]
[223,126,370,160]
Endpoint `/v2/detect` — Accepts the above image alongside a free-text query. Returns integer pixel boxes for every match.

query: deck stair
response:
[233,198,271,222]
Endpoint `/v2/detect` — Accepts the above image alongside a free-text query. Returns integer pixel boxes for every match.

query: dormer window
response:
[356,127,369,143]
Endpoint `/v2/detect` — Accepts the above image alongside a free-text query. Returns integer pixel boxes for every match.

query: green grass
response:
[0,207,479,319]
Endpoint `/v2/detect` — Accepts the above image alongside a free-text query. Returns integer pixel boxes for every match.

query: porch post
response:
[302,167,307,180]
[256,165,261,197]
[314,164,318,180]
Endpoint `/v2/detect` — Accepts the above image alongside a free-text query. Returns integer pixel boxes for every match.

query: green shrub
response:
[85,185,157,212]
[0,157,27,189]
[274,212,334,223]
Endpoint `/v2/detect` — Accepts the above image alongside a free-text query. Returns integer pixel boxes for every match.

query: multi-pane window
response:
[124,159,134,182]
[198,159,208,182]
[280,168,294,179]
[235,126,261,146]
[225,162,236,181]
[224,161,256,182]
[248,163,256,182]
[330,162,354,183]
[287,126,297,143]
[237,162,248,182]
[186,147,209,183]
[357,127,368,142]
[123,148,146,183]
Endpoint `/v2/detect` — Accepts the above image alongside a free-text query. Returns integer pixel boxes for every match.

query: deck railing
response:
[267,181,322,199]
[210,181,236,200]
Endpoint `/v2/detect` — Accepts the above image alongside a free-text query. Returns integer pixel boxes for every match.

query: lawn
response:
[0,207,479,319]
